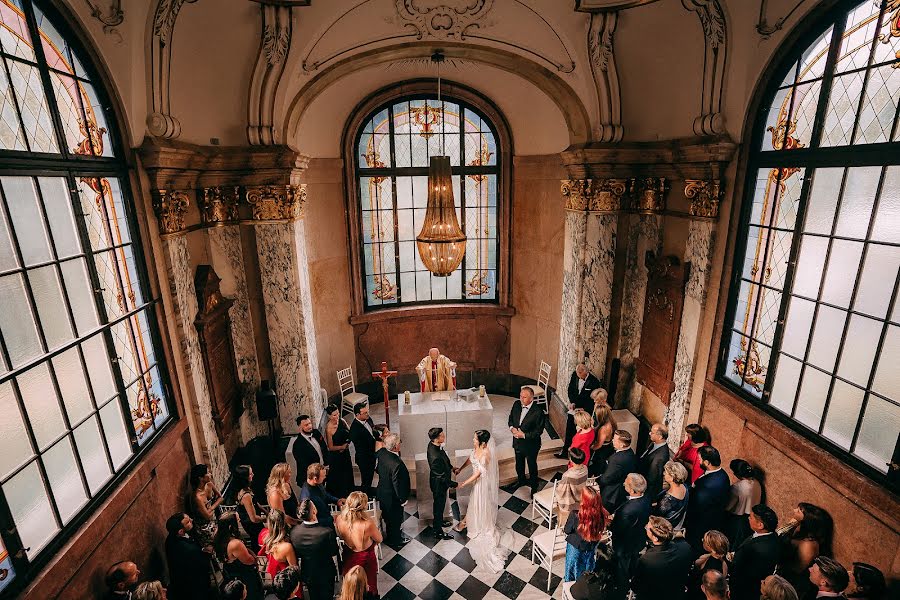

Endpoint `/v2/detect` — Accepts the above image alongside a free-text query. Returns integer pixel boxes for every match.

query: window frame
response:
[0,1,175,595]
[717,0,900,491]
[343,80,513,317]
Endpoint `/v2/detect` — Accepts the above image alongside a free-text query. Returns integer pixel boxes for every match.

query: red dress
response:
[258,529,301,596]
[673,440,707,484]
[341,542,379,596]
[569,429,595,469]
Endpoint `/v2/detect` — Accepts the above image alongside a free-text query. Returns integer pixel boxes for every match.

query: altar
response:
[397,391,493,458]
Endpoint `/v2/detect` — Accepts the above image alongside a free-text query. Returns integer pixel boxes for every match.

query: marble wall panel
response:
[556,210,587,403]
[256,220,323,432]
[162,235,229,483]
[667,220,716,448]
[577,213,617,379]
[207,225,265,443]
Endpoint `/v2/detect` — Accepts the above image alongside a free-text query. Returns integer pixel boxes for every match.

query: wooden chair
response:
[337,367,368,418]
[531,525,566,591]
[522,360,552,407]
[531,479,558,529]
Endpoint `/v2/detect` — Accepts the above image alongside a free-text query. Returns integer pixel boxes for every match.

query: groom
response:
[427,427,459,540]
[506,387,545,496]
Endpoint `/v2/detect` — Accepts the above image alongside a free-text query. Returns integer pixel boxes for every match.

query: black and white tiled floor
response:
[375,473,565,600]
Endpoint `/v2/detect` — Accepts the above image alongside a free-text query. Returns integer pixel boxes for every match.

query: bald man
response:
[416,347,456,392]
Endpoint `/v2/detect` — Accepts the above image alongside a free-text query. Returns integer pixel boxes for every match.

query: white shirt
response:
[303,432,324,463]
[519,402,531,426]
[752,531,773,538]
[577,377,586,393]
[356,418,373,436]
[815,592,843,598]
[303,520,318,526]
[642,441,666,458]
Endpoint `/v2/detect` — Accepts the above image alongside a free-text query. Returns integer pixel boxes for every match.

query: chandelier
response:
[416,52,466,277]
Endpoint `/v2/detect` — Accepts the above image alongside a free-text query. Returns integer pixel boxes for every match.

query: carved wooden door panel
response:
[194,265,241,443]
[635,253,690,406]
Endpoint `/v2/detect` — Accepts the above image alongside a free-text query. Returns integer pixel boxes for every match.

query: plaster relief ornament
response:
[246,184,307,221]
[394,0,495,40]
[264,21,291,65]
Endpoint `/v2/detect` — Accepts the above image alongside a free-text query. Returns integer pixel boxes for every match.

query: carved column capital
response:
[684,179,722,219]
[629,177,669,214]
[561,178,627,213]
[200,186,240,225]
[246,184,307,221]
[153,189,190,235]
[561,179,592,211]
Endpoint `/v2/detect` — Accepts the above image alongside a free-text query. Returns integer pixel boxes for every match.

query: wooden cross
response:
[372,361,398,429]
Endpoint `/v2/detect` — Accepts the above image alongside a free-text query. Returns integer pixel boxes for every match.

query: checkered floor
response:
[375,472,565,600]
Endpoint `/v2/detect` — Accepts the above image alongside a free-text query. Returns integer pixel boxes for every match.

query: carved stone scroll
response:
[248,1,295,145]
[682,0,727,135]
[635,253,690,405]
[588,11,623,142]
[148,0,199,138]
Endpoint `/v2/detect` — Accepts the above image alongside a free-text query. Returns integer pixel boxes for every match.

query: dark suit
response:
[609,494,651,578]
[292,430,327,487]
[290,522,339,600]
[427,442,457,529]
[631,539,694,600]
[348,417,376,492]
[685,468,731,551]
[638,443,671,502]
[564,372,602,450]
[299,481,339,529]
[730,532,781,600]
[375,448,410,544]
[508,400,546,488]
[165,533,211,600]
[600,448,637,513]
[102,591,131,600]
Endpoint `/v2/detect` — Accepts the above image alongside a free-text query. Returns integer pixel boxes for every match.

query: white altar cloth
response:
[398,392,492,458]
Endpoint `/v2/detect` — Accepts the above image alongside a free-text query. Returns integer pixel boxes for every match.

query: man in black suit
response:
[102,561,140,600]
[807,556,850,600]
[164,513,211,600]
[599,429,637,512]
[638,422,671,501]
[556,363,602,458]
[610,473,651,580]
[348,402,376,493]
[506,387,546,495]
[631,515,694,600]
[427,427,458,540]
[730,504,781,600]
[299,462,342,529]
[292,414,327,488]
[290,499,339,600]
[685,446,731,552]
[376,433,411,547]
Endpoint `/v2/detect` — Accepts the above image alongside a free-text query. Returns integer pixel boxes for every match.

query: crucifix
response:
[372,361,398,429]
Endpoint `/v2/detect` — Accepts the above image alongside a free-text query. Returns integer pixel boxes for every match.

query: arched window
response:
[353,94,501,308]
[0,0,171,590]
[720,0,900,484]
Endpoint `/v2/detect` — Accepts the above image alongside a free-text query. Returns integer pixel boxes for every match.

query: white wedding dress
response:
[465,438,512,572]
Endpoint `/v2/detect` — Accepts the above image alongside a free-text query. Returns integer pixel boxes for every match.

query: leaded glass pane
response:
[769,354,802,414]
[798,26,834,83]
[820,239,864,307]
[804,168,843,235]
[73,416,111,493]
[79,80,112,156]
[794,366,831,429]
[836,1,880,73]
[871,324,899,399]
[3,175,51,265]
[807,305,847,371]
[873,3,900,65]
[50,73,86,155]
[27,265,73,349]
[38,177,80,258]
[780,296,815,358]
[833,166,880,238]
[8,60,57,153]
[855,243,900,318]
[0,273,41,367]
[0,380,33,480]
[788,80,821,147]
[0,1,35,62]
[871,165,900,243]
[822,380,865,449]
[59,258,98,335]
[0,203,15,272]
[3,461,58,559]
[82,332,115,403]
[51,346,91,424]
[836,311,881,385]
[855,395,900,472]
[17,362,65,450]
[854,63,900,144]
[821,71,865,146]
[42,436,86,523]
[0,63,27,150]
[792,235,828,298]
[99,397,131,469]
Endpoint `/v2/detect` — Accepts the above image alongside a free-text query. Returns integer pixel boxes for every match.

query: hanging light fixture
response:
[416,51,466,277]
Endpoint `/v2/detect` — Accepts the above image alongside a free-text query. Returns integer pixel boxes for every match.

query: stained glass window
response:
[355,96,500,308]
[721,0,900,484]
[0,1,171,591]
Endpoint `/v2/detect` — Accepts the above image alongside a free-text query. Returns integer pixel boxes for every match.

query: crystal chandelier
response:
[416,52,466,277]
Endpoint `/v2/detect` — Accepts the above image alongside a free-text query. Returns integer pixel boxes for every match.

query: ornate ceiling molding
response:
[83,0,124,40]
[587,11,623,143]
[148,0,199,138]
[575,0,663,8]
[395,0,494,39]
[681,0,728,136]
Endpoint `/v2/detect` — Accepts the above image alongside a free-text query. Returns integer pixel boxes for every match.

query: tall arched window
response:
[353,94,501,309]
[720,0,899,485]
[0,1,171,590]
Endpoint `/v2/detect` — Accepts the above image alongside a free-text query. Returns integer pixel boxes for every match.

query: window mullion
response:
[387,104,401,303]
[808,13,847,150]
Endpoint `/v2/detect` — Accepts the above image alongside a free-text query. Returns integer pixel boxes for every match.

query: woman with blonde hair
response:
[652,460,690,528]
[133,581,166,600]
[569,410,595,468]
[258,509,298,590]
[266,463,299,526]
[339,565,369,600]
[589,404,617,477]
[335,491,382,597]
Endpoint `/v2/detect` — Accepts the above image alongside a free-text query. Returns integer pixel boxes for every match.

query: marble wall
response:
[255,220,323,432]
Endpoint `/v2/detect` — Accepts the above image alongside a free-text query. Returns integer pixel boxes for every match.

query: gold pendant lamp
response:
[416,52,466,277]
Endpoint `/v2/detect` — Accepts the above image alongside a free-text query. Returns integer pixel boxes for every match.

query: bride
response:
[454,429,512,572]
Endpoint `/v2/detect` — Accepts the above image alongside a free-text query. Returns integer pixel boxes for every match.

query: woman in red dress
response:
[673,423,711,484]
[335,491,383,597]
[257,509,299,595]
[569,410,596,469]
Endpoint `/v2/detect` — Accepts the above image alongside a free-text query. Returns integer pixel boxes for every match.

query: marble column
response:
[667,219,717,449]
[252,185,322,433]
[618,213,663,413]
[207,224,265,443]
[161,232,230,484]
[578,213,617,378]
[556,209,588,404]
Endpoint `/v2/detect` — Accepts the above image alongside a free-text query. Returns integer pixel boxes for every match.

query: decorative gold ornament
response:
[561,178,626,213]
[685,179,722,219]
[245,184,307,221]
[629,177,668,213]
[153,189,190,235]
[417,156,466,276]
[200,186,240,225]
[561,179,591,211]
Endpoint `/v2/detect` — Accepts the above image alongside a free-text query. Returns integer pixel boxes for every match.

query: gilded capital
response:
[246,184,307,221]
[561,178,626,213]
[561,179,591,211]
[200,186,240,225]
[153,189,190,235]
[685,179,722,219]
[629,177,668,214]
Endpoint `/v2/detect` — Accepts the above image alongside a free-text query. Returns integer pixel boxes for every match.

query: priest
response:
[416,347,456,392]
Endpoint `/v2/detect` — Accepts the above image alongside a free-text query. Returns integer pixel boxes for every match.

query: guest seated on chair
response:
[189,464,223,546]
[564,486,610,582]
[338,565,369,600]
[266,463,299,526]
[335,491,383,598]
[299,462,343,529]
[652,460,690,529]
[265,566,302,600]
[557,447,590,526]
[213,517,264,600]
[257,509,299,592]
